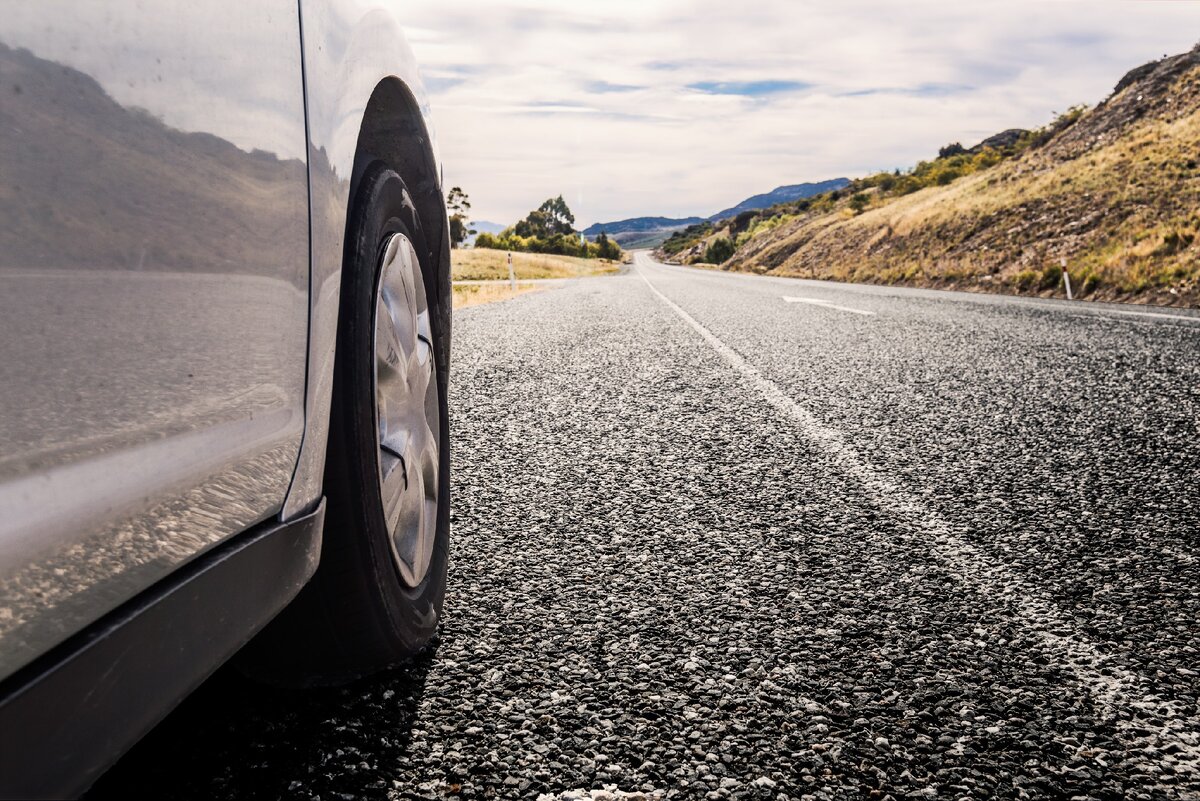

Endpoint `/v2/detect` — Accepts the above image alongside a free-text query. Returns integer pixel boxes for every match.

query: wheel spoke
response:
[379,450,407,535]
[411,336,434,398]
[380,428,410,468]
[375,304,406,381]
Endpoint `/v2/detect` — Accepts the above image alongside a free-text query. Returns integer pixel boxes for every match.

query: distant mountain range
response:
[581,179,850,246]
[472,221,507,235]
[706,178,850,220]
[581,216,705,236]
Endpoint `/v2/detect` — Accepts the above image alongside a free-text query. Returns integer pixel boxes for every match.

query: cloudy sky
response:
[401,1,1199,227]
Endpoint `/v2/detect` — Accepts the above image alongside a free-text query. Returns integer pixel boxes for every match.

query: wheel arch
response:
[350,76,448,264]
[349,77,453,350]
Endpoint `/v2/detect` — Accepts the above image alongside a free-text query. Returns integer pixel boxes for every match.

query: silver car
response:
[0,3,451,795]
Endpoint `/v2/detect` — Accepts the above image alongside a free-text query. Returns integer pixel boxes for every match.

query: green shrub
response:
[593,232,622,260]
[1154,230,1195,255]
[936,169,960,186]
[1040,264,1063,289]
[1013,269,1039,290]
[705,237,736,264]
[731,210,758,234]
[661,221,714,256]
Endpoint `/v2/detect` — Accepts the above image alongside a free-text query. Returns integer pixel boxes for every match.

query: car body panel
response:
[282,0,447,520]
[0,3,310,682]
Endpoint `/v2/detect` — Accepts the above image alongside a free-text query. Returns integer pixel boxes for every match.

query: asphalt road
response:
[97,252,1200,800]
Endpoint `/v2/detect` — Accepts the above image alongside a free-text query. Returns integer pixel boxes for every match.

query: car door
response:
[0,2,310,681]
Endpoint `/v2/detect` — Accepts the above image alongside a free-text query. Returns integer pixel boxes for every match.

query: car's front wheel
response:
[243,163,450,684]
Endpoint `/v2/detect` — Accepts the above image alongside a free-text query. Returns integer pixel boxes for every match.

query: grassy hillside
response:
[663,45,1200,307]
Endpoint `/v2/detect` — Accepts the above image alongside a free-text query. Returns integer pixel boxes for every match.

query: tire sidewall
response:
[331,163,450,654]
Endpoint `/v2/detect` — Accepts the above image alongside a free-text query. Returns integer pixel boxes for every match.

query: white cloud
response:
[400,0,1200,226]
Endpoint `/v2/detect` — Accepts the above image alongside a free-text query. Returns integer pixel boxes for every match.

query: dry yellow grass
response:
[452,282,543,310]
[452,249,620,281]
[877,112,1199,235]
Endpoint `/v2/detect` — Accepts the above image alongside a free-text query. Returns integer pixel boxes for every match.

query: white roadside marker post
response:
[1061,256,1074,300]
[507,252,515,290]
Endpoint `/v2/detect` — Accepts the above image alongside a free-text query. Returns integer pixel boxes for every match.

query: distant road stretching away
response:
[100,252,1200,799]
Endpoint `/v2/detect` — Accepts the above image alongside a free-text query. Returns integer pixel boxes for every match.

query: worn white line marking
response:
[1068,312,1200,333]
[1099,307,1200,323]
[635,257,1200,783]
[783,296,876,316]
[1069,310,1200,326]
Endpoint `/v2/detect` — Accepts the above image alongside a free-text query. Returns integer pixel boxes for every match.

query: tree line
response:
[446,189,621,260]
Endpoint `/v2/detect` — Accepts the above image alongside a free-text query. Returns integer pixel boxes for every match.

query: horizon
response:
[471,177,856,229]
[401,1,1199,228]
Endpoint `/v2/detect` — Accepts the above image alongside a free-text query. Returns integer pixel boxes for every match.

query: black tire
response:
[241,163,450,685]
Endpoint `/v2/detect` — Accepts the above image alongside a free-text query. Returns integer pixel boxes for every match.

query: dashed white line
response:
[634,255,1200,785]
[782,296,876,316]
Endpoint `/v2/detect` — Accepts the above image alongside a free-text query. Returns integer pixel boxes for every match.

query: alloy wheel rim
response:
[373,233,439,588]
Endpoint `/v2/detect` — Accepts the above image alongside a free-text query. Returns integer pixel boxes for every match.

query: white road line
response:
[634,257,1200,784]
[1067,312,1200,332]
[1099,307,1199,323]
[782,296,876,316]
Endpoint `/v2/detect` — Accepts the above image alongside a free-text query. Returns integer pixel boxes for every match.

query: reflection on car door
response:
[0,2,311,681]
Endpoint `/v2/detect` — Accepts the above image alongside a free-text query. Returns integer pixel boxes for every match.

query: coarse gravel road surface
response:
[96,252,1200,800]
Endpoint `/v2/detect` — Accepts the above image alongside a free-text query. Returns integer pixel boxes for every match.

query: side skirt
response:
[0,500,325,799]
